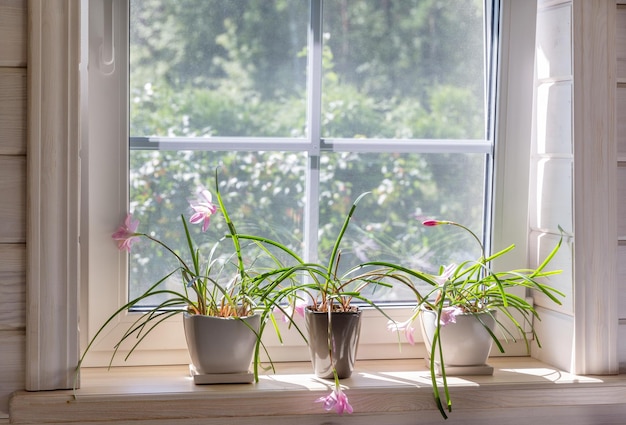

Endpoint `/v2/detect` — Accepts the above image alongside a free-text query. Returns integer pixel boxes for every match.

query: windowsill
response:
[10,357,626,424]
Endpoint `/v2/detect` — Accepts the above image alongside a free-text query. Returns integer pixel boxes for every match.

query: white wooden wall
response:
[530,0,576,372]
[0,0,27,417]
[531,0,622,376]
[617,3,626,371]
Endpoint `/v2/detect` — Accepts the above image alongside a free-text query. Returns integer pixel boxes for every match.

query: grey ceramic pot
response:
[183,312,260,374]
[304,307,362,379]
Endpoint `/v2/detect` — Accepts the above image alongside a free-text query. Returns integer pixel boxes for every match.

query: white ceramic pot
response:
[420,307,496,367]
[183,312,260,374]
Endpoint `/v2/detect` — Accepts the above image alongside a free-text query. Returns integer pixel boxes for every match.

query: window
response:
[82,0,505,367]
[128,0,492,303]
[25,0,617,394]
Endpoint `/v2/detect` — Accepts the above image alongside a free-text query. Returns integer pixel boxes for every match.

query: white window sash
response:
[81,0,501,367]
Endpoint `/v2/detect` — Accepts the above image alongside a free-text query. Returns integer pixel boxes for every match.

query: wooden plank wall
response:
[0,0,27,417]
[617,3,626,372]
[530,0,576,372]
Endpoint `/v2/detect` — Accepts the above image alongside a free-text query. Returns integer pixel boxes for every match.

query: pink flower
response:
[112,214,140,252]
[433,264,457,286]
[387,318,416,345]
[189,189,218,232]
[440,306,463,326]
[273,299,307,323]
[316,386,353,415]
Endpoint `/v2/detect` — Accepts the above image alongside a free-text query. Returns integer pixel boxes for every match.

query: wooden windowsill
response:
[9,357,626,425]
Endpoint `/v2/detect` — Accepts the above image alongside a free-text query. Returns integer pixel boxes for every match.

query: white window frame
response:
[79,0,530,368]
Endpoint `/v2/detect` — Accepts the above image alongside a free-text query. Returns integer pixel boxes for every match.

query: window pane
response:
[127,1,491,307]
[128,151,306,303]
[129,0,308,138]
[318,152,486,302]
[321,0,485,139]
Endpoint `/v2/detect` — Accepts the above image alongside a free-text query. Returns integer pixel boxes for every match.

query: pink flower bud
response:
[422,219,441,227]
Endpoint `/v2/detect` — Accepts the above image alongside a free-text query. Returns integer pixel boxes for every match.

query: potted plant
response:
[75,177,414,415]
[76,171,301,385]
[237,192,422,415]
[387,219,564,419]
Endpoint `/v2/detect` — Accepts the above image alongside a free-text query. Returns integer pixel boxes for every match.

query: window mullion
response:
[303,0,323,263]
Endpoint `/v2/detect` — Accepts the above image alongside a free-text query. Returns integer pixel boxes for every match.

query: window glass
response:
[128,0,489,307]
[129,150,307,301]
[130,0,309,138]
[317,152,486,302]
[321,1,485,139]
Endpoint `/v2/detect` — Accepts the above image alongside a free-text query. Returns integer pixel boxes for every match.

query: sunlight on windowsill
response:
[9,357,625,425]
[71,357,603,395]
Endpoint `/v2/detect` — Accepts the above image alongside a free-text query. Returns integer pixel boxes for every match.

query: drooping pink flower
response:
[433,264,457,286]
[387,318,416,345]
[439,306,463,326]
[189,189,218,232]
[112,213,140,252]
[316,386,353,415]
